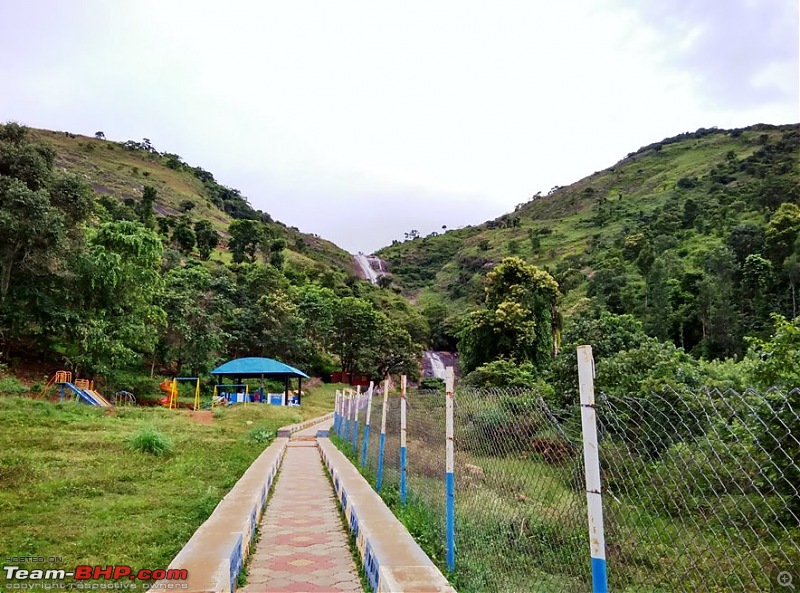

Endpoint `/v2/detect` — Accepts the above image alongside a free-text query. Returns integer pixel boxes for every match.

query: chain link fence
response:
[333,381,799,593]
[597,387,799,593]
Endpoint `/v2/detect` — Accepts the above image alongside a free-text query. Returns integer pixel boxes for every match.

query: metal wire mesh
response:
[452,387,589,592]
[334,384,800,593]
[597,387,800,593]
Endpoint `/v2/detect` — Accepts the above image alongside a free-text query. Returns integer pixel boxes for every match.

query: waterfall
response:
[354,253,389,285]
[424,351,447,380]
[354,253,379,284]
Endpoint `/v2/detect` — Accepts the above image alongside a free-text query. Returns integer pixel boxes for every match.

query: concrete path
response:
[242,420,363,593]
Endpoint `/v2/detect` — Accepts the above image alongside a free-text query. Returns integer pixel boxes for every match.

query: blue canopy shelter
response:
[210,357,310,406]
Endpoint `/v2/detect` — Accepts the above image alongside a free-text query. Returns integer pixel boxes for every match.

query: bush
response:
[0,376,29,396]
[128,427,173,456]
[463,359,539,389]
[418,377,445,390]
[102,372,161,398]
[248,428,275,444]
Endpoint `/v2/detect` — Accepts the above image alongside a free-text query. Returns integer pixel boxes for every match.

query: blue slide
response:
[62,382,110,407]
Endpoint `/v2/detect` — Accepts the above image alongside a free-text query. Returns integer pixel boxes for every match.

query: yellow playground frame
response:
[166,377,202,411]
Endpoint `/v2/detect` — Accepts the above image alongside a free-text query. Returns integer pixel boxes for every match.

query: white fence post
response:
[445,366,455,572]
[377,377,390,491]
[345,389,353,442]
[352,385,361,451]
[578,345,608,593]
[400,374,408,505]
[334,390,340,435]
[361,381,374,467]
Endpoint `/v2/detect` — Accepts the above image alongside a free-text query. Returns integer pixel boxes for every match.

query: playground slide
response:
[159,380,175,406]
[62,382,111,407]
[84,389,112,407]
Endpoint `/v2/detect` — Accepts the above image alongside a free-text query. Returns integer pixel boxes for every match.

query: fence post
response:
[577,345,608,593]
[445,366,455,572]
[376,377,390,492]
[345,389,352,443]
[400,374,408,505]
[334,390,340,435]
[352,385,361,451]
[361,381,374,467]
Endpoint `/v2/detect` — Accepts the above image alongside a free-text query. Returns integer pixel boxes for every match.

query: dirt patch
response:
[190,410,214,424]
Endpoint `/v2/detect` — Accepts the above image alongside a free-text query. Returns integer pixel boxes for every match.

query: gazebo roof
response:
[210,357,310,379]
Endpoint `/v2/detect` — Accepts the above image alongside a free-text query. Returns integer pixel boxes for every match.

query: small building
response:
[210,357,309,406]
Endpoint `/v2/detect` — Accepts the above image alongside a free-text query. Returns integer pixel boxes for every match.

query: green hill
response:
[0,123,425,389]
[377,123,800,358]
[29,128,356,277]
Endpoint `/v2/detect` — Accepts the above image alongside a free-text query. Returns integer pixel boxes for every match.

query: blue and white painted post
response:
[400,375,408,505]
[334,390,340,436]
[376,378,390,492]
[345,390,352,443]
[445,366,456,572]
[578,345,609,593]
[361,381,374,467]
[352,385,361,451]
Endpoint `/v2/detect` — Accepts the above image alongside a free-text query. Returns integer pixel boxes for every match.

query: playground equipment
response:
[43,371,113,407]
[212,384,250,407]
[114,390,136,406]
[160,377,201,410]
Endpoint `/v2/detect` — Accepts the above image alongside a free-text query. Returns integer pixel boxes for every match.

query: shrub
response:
[128,428,173,456]
[248,428,275,444]
[418,377,445,391]
[0,376,29,396]
[463,359,537,389]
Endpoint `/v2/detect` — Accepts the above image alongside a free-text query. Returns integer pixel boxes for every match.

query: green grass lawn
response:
[0,382,339,576]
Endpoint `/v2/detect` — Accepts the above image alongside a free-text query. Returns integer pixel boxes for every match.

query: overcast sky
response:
[1,1,797,253]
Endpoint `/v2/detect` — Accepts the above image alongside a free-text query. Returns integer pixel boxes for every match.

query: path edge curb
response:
[318,437,457,593]
[154,413,333,592]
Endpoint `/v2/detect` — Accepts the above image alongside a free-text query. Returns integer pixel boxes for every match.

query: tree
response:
[172,218,196,254]
[269,238,286,269]
[368,315,420,379]
[727,224,765,265]
[68,222,165,373]
[194,219,219,260]
[94,131,105,140]
[137,185,157,229]
[0,124,93,307]
[331,297,381,373]
[766,203,800,263]
[228,219,265,263]
[158,264,230,374]
[459,257,559,373]
[292,284,337,348]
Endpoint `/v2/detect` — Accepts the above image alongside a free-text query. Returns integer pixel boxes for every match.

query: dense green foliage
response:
[379,123,800,376]
[0,124,421,385]
[459,257,559,373]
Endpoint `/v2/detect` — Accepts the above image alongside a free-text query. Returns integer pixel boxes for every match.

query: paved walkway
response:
[242,421,363,593]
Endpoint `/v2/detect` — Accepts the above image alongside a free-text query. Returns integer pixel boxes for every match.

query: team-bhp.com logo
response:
[4,565,187,588]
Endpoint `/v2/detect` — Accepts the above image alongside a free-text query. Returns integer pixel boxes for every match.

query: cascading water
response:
[428,352,446,379]
[354,253,387,285]
[354,253,379,284]
[423,351,448,379]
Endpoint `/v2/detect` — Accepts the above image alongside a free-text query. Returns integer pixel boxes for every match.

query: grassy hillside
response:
[30,128,356,277]
[377,123,800,351]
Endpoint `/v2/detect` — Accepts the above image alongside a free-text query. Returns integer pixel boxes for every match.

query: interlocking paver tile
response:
[243,430,362,593]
